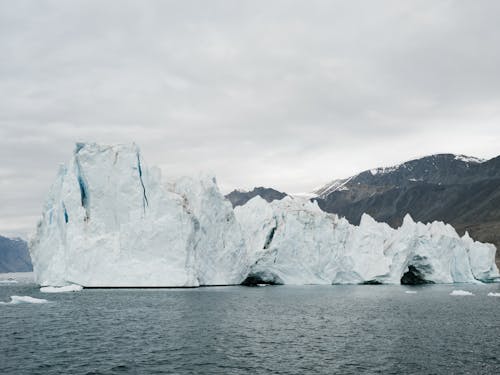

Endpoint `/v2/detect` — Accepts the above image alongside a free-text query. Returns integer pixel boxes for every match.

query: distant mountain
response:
[226,187,287,207]
[0,235,33,273]
[313,154,500,261]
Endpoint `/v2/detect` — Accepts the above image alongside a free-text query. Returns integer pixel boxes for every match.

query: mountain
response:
[312,154,500,262]
[0,235,33,273]
[225,187,287,207]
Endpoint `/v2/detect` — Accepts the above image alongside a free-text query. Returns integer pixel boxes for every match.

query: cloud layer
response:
[1,0,499,236]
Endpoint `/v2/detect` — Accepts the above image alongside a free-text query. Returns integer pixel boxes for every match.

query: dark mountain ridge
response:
[0,235,32,273]
[312,154,500,262]
[225,187,287,207]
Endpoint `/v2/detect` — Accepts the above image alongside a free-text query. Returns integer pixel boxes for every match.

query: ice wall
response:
[235,196,499,285]
[30,143,248,287]
[30,143,498,287]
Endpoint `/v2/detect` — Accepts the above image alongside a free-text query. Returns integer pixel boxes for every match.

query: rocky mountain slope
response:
[312,154,500,262]
[0,235,32,273]
[225,187,287,207]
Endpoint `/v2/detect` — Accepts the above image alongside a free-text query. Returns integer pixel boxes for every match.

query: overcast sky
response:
[1,0,500,237]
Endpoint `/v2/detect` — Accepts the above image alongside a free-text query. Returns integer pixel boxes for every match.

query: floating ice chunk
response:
[487,292,500,297]
[450,290,474,296]
[0,296,49,305]
[405,291,417,294]
[0,279,18,284]
[40,284,83,293]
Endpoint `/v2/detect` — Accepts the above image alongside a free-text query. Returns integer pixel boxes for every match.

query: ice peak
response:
[402,213,415,226]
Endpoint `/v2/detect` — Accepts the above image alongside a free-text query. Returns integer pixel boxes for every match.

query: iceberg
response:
[450,290,474,296]
[0,296,49,305]
[235,196,499,285]
[30,142,498,287]
[40,284,83,293]
[30,143,249,287]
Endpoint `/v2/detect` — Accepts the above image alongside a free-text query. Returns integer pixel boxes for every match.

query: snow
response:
[314,175,355,197]
[0,296,49,305]
[30,143,499,288]
[30,143,249,287]
[487,292,500,297]
[40,284,83,293]
[235,196,499,285]
[370,165,400,175]
[450,290,474,296]
[454,155,486,164]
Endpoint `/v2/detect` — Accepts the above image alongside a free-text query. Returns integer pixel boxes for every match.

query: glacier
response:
[30,143,498,287]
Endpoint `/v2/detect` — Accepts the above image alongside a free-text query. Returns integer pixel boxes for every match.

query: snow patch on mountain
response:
[454,155,486,164]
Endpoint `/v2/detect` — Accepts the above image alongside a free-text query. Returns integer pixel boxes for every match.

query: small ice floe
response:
[40,284,83,293]
[0,279,18,284]
[257,284,267,287]
[405,291,417,294]
[487,292,500,297]
[450,290,474,296]
[0,296,49,305]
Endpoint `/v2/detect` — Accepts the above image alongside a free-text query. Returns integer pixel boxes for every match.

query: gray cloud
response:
[1,0,500,237]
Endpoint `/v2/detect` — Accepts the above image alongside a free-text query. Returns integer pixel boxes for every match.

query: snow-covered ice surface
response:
[450,290,474,296]
[30,143,498,287]
[30,143,249,287]
[235,196,499,285]
[40,284,83,293]
[0,296,48,305]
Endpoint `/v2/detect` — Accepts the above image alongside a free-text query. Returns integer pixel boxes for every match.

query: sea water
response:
[1,277,499,374]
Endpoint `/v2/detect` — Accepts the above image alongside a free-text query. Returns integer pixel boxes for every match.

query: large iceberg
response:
[235,196,499,285]
[30,143,498,287]
[30,143,249,287]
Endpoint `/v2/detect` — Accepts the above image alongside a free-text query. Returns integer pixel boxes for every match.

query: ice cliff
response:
[30,143,249,287]
[30,143,498,287]
[235,196,499,285]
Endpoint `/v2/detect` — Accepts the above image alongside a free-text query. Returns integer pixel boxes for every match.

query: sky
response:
[1,0,500,237]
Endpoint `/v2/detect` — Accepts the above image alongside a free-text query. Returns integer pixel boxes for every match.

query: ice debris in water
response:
[405,291,417,294]
[0,296,49,305]
[487,292,500,297]
[40,284,83,293]
[450,290,474,296]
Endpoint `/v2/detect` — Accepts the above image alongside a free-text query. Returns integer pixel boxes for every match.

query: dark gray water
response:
[1,281,500,375]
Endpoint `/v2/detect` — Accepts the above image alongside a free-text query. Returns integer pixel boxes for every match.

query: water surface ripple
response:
[1,283,500,374]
